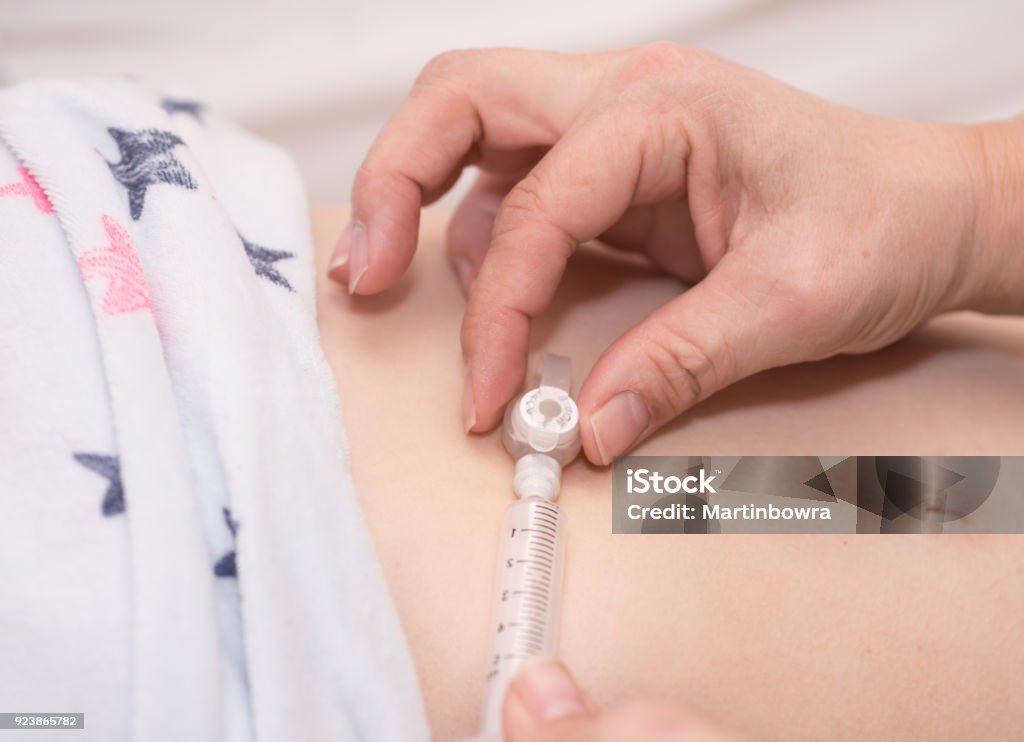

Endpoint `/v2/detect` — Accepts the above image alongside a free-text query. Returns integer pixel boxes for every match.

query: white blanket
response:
[0,79,429,742]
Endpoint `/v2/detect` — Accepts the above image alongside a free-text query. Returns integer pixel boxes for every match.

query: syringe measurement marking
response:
[519,559,553,575]
[524,524,557,536]
[512,621,548,645]
[511,623,546,641]
[510,625,545,642]
[514,631,546,647]
[525,575,551,590]
[514,627,546,644]
[516,609,548,623]
[509,617,546,633]
[488,502,562,698]
[509,589,548,605]
[521,533,556,548]
[519,574,552,589]
[519,527,556,541]
[516,573,548,589]
[507,624,548,646]
[505,588,550,608]
[513,592,549,607]
[515,601,549,616]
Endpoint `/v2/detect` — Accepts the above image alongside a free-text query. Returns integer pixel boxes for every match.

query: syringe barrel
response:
[480,497,567,736]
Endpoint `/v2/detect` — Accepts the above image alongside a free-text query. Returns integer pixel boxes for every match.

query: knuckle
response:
[495,172,551,230]
[460,301,485,350]
[766,271,835,334]
[639,316,721,415]
[352,161,380,193]
[622,42,708,81]
[416,49,474,87]
[352,160,406,201]
[460,298,504,353]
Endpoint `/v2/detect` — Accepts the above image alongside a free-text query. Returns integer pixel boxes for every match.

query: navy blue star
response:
[105,127,197,220]
[160,97,206,122]
[239,233,294,291]
[214,507,239,578]
[73,453,125,516]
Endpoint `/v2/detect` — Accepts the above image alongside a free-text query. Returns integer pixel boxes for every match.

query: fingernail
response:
[455,257,475,295]
[589,390,650,465]
[328,220,354,274]
[348,221,369,294]
[508,659,586,722]
[462,369,476,433]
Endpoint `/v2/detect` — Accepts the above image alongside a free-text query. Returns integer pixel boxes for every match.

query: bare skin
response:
[314,206,1024,741]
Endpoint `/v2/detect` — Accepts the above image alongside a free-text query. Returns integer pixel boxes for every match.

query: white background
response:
[1,0,1021,202]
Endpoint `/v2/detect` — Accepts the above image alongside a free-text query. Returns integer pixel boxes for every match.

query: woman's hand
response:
[500,659,743,741]
[330,45,1022,464]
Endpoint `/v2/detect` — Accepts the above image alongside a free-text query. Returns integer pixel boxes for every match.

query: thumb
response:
[578,256,795,465]
[502,659,746,742]
[502,659,592,742]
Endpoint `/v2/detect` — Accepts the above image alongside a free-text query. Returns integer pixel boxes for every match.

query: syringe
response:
[478,353,581,739]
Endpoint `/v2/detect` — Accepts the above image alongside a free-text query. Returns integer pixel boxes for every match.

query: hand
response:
[500,659,744,741]
[330,45,1021,464]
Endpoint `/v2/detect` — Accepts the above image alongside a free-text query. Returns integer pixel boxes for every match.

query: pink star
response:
[78,215,153,315]
[0,167,54,214]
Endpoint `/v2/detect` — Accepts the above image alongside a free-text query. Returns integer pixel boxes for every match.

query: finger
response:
[578,254,800,465]
[451,183,701,300]
[599,201,707,283]
[462,107,693,432]
[329,49,597,295]
[503,660,743,742]
[503,660,592,742]
[446,170,527,296]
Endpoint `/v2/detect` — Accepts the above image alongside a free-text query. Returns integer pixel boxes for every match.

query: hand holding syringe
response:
[478,352,580,739]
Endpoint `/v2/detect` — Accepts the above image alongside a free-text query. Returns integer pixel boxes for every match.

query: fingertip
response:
[501,686,538,742]
[347,220,369,294]
[326,219,354,285]
[578,341,658,465]
[462,369,478,433]
[326,262,348,287]
[577,400,607,466]
[584,390,651,466]
[345,156,429,294]
[341,208,421,295]
[461,311,529,433]
[454,256,476,297]
[580,420,608,467]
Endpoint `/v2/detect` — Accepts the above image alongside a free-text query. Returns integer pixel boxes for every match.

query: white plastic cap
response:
[503,353,582,499]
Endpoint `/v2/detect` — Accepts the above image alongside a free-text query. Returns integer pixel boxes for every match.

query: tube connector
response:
[502,353,581,500]
[513,453,562,500]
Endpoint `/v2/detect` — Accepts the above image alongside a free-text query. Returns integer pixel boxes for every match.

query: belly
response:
[312,208,1024,740]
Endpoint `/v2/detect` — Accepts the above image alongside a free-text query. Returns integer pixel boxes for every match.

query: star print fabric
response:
[0,80,428,742]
